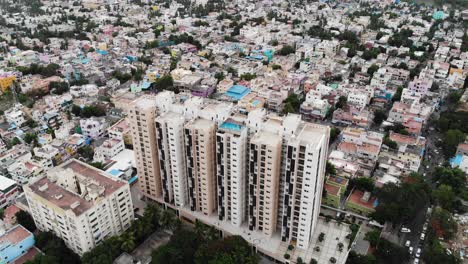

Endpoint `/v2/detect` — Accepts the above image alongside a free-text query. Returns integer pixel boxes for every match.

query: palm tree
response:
[120,232,136,253]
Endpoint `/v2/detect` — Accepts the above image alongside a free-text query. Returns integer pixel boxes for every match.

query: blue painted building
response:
[0,225,35,264]
[225,85,251,101]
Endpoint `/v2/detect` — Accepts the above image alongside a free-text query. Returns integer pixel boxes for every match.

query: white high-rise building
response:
[216,119,248,227]
[280,124,329,249]
[155,111,187,207]
[24,159,133,255]
[128,92,331,262]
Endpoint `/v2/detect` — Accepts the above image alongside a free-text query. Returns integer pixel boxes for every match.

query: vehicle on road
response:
[416,248,421,258]
[401,227,411,233]
[427,207,432,215]
[405,240,411,247]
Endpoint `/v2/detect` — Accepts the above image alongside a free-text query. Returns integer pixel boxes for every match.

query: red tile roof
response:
[0,225,31,245]
[12,247,40,264]
[348,190,377,209]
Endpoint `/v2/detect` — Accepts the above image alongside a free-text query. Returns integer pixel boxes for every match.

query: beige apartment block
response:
[128,97,162,201]
[24,159,133,255]
[184,118,217,216]
[248,130,282,237]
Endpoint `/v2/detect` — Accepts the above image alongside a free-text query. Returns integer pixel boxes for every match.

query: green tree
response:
[349,177,375,192]
[336,96,347,109]
[367,64,379,76]
[432,184,456,211]
[77,146,94,160]
[392,86,403,102]
[29,232,80,264]
[326,161,337,176]
[432,167,466,195]
[373,109,386,125]
[24,133,37,145]
[374,238,409,264]
[371,176,430,226]
[423,238,461,264]
[278,45,295,56]
[71,104,82,116]
[214,72,224,82]
[330,127,341,142]
[152,75,174,91]
[120,232,136,252]
[364,230,380,247]
[15,210,36,232]
[346,251,377,264]
[282,93,302,114]
[442,129,465,158]
[240,73,256,81]
[430,207,457,240]
[383,137,398,149]
[194,235,258,264]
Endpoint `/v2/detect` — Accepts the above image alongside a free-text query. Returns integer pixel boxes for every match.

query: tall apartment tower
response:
[24,159,133,255]
[155,111,187,206]
[184,118,217,216]
[216,119,248,227]
[128,97,162,201]
[280,124,329,249]
[248,130,282,237]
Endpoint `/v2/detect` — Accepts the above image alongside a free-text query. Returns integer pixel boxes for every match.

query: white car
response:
[416,248,421,258]
[405,240,411,247]
[409,246,414,254]
[420,233,425,241]
[401,227,411,233]
[414,258,420,264]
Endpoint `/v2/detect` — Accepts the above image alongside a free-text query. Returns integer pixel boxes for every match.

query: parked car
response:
[409,246,414,254]
[405,240,411,247]
[414,258,420,264]
[420,233,425,241]
[416,248,421,258]
[401,227,411,233]
[423,223,428,232]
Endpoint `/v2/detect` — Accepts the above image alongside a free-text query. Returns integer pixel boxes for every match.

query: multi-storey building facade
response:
[280,124,329,249]
[128,92,330,262]
[128,97,162,201]
[248,130,282,237]
[24,159,133,255]
[155,111,187,207]
[216,119,248,227]
[184,118,217,216]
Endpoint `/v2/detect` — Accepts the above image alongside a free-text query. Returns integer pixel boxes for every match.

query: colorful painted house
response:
[0,225,35,264]
[433,11,445,20]
[323,176,348,208]
[0,74,16,92]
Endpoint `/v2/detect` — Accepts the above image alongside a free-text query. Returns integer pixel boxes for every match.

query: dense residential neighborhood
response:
[0,0,466,263]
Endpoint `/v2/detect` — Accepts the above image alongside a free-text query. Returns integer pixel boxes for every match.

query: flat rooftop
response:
[0,225,31,246]
[226,85,251,100]
[186,118,216,131]
[251,130,282,146]
[0,175,17,192]
[27,159,127,216]
[219,118,245,134]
